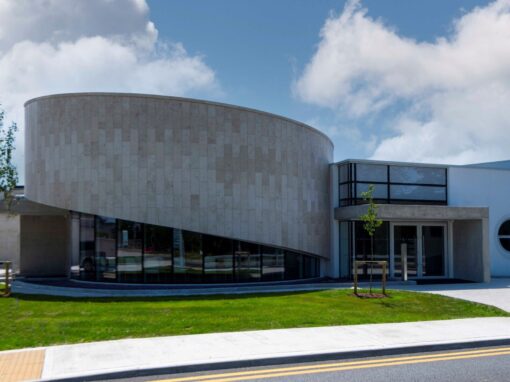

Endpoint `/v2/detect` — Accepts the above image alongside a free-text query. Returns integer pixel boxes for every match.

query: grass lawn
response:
[0,289,508,351]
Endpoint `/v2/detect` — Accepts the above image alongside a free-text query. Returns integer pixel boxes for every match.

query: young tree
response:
[0,105,18,210]
[359,184,383,294]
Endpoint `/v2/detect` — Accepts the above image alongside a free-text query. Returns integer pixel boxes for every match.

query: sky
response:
[1,0,509,183]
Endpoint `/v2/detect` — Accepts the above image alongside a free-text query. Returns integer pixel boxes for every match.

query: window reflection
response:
[356,163,387,182]
[76,214,320,283]
[390,166,446,185]
[144,224,173,283]
[173,229,202,283]
[96,216,117,281]
[390,185,446,201]
[235,241,261,282]
[117,220,143,283]
[203,234,233,283]
[79,214,95,280]
[262,246,284,281]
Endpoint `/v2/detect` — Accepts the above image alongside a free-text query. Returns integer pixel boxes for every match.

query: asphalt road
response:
[111,346,510,382]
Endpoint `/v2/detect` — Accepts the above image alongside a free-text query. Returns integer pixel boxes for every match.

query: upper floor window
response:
[338,162,447,206]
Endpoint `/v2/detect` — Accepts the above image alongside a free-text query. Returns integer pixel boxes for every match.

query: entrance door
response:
[422,225,446,277]
[391,223,446,279]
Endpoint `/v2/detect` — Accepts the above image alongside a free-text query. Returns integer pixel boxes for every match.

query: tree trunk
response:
[369,235,374,294]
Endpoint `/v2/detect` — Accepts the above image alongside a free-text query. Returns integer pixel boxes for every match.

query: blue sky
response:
[1,0,509,180]
[149,0,492,161]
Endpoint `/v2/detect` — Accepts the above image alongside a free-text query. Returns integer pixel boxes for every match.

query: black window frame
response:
[339,162,448,206]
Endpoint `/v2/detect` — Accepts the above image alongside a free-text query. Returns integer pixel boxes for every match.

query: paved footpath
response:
[393,278,510,313]
[1,317,510,382]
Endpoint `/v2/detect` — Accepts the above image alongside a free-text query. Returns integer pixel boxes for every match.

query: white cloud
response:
[0,0,219,182]
[295,0,510,164]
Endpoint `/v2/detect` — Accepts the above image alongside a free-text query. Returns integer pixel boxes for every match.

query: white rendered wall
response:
[448,166,510,277]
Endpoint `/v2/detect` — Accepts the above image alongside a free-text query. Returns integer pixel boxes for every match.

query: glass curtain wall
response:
[144,224,173,283]
[173,229,202,283]
[203,234,233,283]
[117,220,143,283]
[79,214,95,280]
[261,246,284,281]
[235,241,261,282]
[339,162,447,206]
[95,216,117,281]
[354,221,389,279]
[76,213,320,283]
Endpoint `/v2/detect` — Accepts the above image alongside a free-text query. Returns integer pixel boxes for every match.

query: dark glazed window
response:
[203,234,233,283]
[356,163,388,182]
[339,164,351,183]
[390,185,446,201]
[173,229,202,283]
[284,251,303,280]
[79,214,95,280]
[117,220,143,283]
[72,212,321,283]
[96,216,117,281]
[261,246,284,281]
[498,220,510,252]
[235,241,261,282]
[356,183,388,199]
[390,166,446,185]
[144,224,173,283]
[354,221,389,279]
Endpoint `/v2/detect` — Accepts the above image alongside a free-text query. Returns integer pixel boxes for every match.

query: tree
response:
[359,184,383,294]
[0,104,18,210]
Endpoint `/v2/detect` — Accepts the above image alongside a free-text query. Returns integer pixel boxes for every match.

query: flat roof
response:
[332,158,510,172]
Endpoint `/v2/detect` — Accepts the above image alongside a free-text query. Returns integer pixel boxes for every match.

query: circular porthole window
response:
[498,220,510,252]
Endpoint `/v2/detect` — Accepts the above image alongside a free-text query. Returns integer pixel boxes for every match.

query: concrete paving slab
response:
[36,317,510,381]
[394,278,510,312]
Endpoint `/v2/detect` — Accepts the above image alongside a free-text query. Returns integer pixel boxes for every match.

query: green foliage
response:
[0,290,507,350]
[0,104,19,207]
[359,184,382,237]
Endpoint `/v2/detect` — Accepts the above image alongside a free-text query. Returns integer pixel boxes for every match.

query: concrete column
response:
[329,165,339,278]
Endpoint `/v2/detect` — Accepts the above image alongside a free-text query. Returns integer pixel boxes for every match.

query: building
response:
[0,92,508,284]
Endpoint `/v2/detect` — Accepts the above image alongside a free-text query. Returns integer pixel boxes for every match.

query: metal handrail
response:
[0,261,13,297]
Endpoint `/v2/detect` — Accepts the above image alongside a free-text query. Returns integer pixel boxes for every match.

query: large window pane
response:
[390,166,446,185]
[173,229,202,283]
[390,185,446,201]
[117,220,143,283]
[339,221,352,278]
[339,164,351,183]
[354,221,389,279]
[356,183,388,199]
[339,184,351,201]
[284,251,303,280]
[422,226,445,276]
[356,163,388,182]
[261,246,284,281]
[235,241,260,282]
[203,234,233,283]
[79,214,95,280]
[95,216,117,281]
[144,224,173,283]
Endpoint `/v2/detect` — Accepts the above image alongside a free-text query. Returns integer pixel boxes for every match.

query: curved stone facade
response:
[25,93,333,257]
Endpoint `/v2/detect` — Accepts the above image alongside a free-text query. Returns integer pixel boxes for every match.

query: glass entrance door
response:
[393,225,418,278]
[391,223,446,279]
[422,225,445,277]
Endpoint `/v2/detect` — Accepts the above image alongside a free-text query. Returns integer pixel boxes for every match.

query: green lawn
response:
[0,289,507,351]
